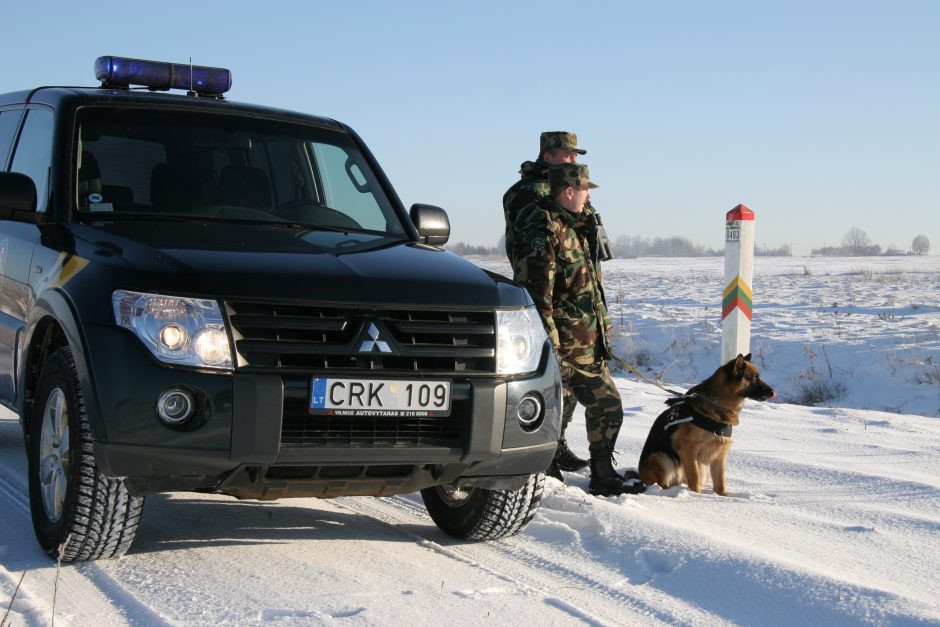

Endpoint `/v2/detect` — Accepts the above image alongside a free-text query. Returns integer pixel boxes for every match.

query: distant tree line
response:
[611,235,720,257]
[445,241,502,257]
[446,228,930,259]
[756,244,792,256]
[447,235,790,258]
[811,228,931,257]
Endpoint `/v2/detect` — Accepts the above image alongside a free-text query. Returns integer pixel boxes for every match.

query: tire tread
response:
[423,473,545,541]
[31,348,144,562]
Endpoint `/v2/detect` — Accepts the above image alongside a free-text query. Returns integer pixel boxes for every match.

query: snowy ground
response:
[1,256,939,626]
[476,255,940,419]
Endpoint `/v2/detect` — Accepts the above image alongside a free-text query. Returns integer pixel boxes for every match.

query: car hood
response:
[68,222,528,308]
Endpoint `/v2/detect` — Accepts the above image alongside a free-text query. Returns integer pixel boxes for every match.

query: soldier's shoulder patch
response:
[532,180,550,194]
[531,237,545,254]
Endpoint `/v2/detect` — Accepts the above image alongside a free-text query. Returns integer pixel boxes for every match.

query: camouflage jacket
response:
[503,160,550,263]
[511,196,612,366]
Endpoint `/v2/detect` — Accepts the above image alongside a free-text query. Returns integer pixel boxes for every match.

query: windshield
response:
[74,108,408,237]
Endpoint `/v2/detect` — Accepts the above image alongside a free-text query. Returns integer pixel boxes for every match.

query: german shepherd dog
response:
[638,354,775,495]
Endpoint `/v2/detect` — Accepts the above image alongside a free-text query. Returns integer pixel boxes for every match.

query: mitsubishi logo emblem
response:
[358,322,392,354]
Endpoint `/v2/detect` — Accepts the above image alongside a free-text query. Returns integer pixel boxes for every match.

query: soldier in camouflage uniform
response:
[511,163,644,496]
[503,132,611,477]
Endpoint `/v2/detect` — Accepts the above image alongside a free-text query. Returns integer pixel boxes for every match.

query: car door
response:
[0,105,53,406]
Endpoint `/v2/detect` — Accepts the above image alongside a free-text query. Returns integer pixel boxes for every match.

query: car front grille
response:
[225,301,497,374]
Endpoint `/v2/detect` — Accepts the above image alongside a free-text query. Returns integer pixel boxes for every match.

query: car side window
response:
[311,142,391,232]
[0,108,24,170]
[10,108,54,213]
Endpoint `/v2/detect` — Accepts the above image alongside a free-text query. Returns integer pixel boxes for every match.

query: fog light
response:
[517,395,543,431]
[156,388,195,425]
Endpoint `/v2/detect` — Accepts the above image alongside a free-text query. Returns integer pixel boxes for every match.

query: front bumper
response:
[85,325,561,497]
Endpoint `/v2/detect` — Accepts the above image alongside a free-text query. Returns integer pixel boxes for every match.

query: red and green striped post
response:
[722,204,755,363]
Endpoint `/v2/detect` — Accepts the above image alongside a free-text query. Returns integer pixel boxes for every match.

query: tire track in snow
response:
[0,420,174,627]
[0,461,76,627]
[336,494,732,627]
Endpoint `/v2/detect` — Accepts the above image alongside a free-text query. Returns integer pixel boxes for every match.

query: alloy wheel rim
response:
[39,388,70,522]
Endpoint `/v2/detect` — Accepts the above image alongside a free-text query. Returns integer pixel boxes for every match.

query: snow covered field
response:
[475,255,940,419]
[1,256,938,626]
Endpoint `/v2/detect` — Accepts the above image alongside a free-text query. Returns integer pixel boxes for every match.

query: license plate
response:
[309,377,452,417]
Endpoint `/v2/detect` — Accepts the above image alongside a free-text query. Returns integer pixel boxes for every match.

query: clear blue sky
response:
[2,1,937,255]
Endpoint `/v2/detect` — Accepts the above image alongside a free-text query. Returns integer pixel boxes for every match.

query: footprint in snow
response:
[530,506,608,550]
[261,609,330,621]
[262,607,366,620]
[453,587,519,599]
[335,608,368,618]
[625,549,685,585]
[527,518,582,545]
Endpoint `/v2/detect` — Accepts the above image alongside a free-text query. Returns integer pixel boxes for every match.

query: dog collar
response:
[662,402,733,438]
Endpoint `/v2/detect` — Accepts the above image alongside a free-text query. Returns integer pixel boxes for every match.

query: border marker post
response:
[722,204,755,364]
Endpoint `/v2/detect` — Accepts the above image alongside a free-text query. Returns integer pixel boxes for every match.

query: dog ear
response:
[733,354,747,375]
[744,353,752,362]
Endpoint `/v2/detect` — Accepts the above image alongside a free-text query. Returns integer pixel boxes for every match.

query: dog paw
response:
[722,490,773,501]
[646,485,689,498]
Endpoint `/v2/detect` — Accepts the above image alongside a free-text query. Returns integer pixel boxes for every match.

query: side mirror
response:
[409,203,450,246]
[0,172,39,222]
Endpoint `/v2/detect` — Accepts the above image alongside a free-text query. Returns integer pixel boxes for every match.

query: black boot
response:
[589,450,646,496]
[554,437,588,472]
[545,459,564,481]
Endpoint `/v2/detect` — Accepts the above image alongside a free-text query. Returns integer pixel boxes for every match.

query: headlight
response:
[113,290,233,370]
[496,307,548,375]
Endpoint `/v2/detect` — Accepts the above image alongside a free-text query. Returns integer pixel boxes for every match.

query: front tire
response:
[421,473,545,540]
[27,347,144,561]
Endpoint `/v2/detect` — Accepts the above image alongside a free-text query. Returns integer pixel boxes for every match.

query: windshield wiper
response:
[80,213,318,229]
[79,212,404,238]
[78,212,210,223]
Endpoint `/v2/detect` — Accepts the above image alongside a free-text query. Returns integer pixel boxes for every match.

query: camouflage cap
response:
[548,163,599,189]
[540,131,587,155]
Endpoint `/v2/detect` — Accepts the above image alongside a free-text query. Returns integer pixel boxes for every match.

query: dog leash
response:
[606,351,686,397]
[606,351,737,414]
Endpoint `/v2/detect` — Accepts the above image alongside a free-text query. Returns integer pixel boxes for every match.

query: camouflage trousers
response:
[559,360,623,453]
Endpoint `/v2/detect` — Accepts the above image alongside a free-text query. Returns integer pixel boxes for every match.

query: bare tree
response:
[912,234,931,255]
[842,227,872,255]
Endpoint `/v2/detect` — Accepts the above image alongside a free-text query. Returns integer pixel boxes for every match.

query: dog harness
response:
[662,400,733,438]
[638,397,734,467]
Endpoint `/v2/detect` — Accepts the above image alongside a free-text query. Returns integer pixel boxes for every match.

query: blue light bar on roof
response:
[94,56,232,96]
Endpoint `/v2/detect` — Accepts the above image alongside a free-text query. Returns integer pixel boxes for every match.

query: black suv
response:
[0,57,561,561]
